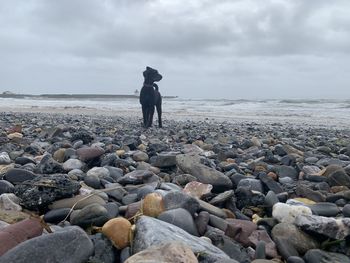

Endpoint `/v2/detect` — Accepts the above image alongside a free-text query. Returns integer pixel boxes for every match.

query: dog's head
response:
[143,66,162,83]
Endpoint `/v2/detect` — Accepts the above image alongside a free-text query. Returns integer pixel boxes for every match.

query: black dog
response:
[139,66,162,128]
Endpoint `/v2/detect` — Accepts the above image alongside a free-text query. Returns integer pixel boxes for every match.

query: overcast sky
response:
[0,0,349,99]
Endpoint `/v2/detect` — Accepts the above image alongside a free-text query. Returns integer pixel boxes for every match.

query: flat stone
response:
[198,199,227,218]
[275,165,298,180]
[271,223,319,254]
[0,193,22,211]
[70,203,109,228]
[49,194,106,210]
[195,211,210,236]
[295,214,350,240]
[258,172,284,194]
[89,233,116,263]
[237,178,263,193]
[0,180,14,194]
[76,146,105,162]
[63,159,84,171]
[118,170,155,185]
[295,184,326,202]
[304,249,350,263]
[3,168,37,184]
[44,208,71,223]
[308,202,340,217]
[163,191,200,215]
[151,152,179,168]
[0,226,94,263]
[225,218,257,246]
[176,154,232,192]
[272,202,312,224]
[86,167,110,178]
[0,152,11,165]
[133,216,230,263]
[183,181,213,198]
[132,151,149,162]
[209,190,234,205]
[125,242,198,263]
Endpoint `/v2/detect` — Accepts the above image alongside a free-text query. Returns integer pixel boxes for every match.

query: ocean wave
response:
[279,99,324,104]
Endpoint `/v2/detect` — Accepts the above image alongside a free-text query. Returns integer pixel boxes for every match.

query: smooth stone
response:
[159,182,183,191]
[254,241,266,259]
[0,180,14,194]
[136,185,155,199]
[209,190,234,205]
[133,216,230,262]
[14,174,81,210]
[295,214,350,240]
[89,233,116,263]
[49,194,106,210]
[163,191,200,215]
[122,193,138,205]
[271,223,319,254]
[302,166,321,176]
[343,204,350,217]
[0,220,9,230]
[0,152,11,165]
[120,247,131,263]
[0,193,22,211]
[43,208,71,223]
[87,167,110,178]
[62,159,84,171]
[104,166,123,181]
[76,147,105,161]
[172,174,197,185]
[104,183,127,201]
[104,202,119,218]
[176,154,233,192]
[102,217,131,249]
[208,214,228,232]
[53,148,66,163]
[258,172,284,194]
[273,237,299,259]
[142,192,165,217]
[308,202,340,217]
[304,249,350,263]
[84,175,102,189]
[0,226,94,263]
[272,202,312,224]
[3,168,36,184]
[295,185,326,202]
[287,256,305,263]
[198,199,227,218]
[158,208,199,236]
[151,152,178,168]
[0,210,30,224]
[195,211,210,236]
[132,151,149,162]
[183,181,213,198]
[324,165,350,187]
[264,190,279,208]
[305,157,318,164]
[125,242,198,263]
[237,178,263,193]
[70,203,109,228]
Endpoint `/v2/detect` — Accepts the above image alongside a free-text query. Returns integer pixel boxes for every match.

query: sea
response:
[1,97,350,129]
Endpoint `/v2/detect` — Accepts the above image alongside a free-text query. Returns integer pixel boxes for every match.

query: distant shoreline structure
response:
[0,92,178,99]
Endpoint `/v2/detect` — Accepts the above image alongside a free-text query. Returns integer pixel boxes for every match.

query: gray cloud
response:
[0,0,349,98]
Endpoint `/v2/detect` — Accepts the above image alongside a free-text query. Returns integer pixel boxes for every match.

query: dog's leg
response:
[142,104,147,127]
[156,102,162,128]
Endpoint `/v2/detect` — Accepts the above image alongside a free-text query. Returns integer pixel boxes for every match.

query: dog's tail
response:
[153,83,159,91]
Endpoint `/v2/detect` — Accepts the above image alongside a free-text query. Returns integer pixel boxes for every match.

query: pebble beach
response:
[1,110,350,263]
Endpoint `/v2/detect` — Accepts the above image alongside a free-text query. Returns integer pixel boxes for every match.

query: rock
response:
[102,217,132,249]
[195,211,210,236]
[49,194,106,210]
[225,218,257,247]
[0,226,94,263]
[235,187,265,209]
[295,185,326,202]
[43,208,71,223]
[0,152,11,165]
[14,174,80,210]
[287,257,305,263]
[264,190,279,209]
[248,229,278,258]
[132,151,149,162]
[198,199,227,218]
[70,203,110,228]
[173,174,198,186]
[163,191,200,215]
[343,204,350,217]
[120,247,131,263]
[0,210,30,224]
[258,172,284,194]
[237,178,263,193]
[0,218,43,256]
[295,214,350,240]
[0,180,14,194]
[84,175,102,189]
[272,203,312,224]
[304,249,350,263]
[89,233,117,263]
[142,192,165,217]
[176,154,232,192]
[63,159,84,171]
[209,190,234,205]
[35,154,64,174]
[3,168,36,184]
[271,223,319,254]
[122,194,138,205]
[0,193,22,211]
[87,167,110,178]
[326,166,350,187]
[125,242,198,263]
[53,148,66,163]
[273,237,299,260]
[7,132,23,140]
[158,208,199,236]
[76,146,105,162]
[151,152,178,168]
[308,202,340,217]
[118,170,156,185]
[183,181,213,198]
[133,216,230,262]
[275,165,298,180]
